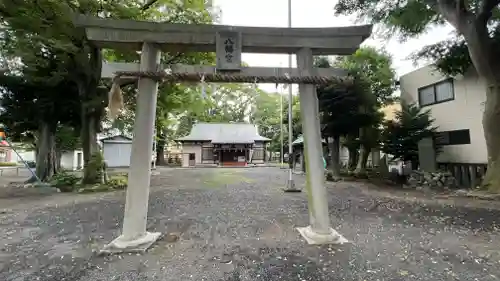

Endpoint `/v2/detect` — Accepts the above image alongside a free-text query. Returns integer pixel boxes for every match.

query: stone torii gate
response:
[74,15,372,253]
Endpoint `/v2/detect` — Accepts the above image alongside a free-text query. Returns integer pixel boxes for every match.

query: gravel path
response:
[1,167,500,281]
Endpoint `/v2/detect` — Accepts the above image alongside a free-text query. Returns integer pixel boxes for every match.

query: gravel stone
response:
[0,167,499,281]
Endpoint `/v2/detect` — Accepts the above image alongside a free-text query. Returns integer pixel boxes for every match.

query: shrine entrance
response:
[74,15,371,253]
[218,145,248,167]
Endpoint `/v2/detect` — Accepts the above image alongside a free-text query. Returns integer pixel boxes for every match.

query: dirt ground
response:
[1,167,500,281]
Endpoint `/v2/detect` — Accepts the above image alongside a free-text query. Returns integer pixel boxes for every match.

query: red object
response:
[0,140,7,146]
[221,162,247,167]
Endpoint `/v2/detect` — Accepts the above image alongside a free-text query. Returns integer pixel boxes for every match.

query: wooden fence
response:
[437,162,488,188]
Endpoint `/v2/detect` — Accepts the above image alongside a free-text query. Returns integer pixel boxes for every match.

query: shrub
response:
[50,171,81,192]
[325,170,334,181]
[174,156,181,165]
[0,162,17,166]
[84,152,105,184]
[107,176,128,190]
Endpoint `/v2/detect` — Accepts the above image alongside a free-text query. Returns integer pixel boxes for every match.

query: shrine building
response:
[177,123,270,167]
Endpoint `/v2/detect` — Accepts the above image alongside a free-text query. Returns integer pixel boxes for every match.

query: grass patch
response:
[202,170,253,188]
[0,162,18,167]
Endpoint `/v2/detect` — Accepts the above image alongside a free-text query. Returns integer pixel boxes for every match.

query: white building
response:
[60,150,84,170]
[101,135,133,167]
[4,147,83,170]
[400,65,487,164]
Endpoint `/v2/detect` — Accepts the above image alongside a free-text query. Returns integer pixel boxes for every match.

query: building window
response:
[418,79,454,106]
[434,129,471,145]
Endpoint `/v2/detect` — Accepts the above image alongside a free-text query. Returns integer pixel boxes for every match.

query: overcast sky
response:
[213,0,455,93]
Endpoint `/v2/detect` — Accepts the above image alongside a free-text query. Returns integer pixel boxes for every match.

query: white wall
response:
[60,150,84,170]
[103,142,133,167]
[6,149,84,170]
[339,146,349,166]
[10,150,36,163]
[181,143,202,165]
[400,65,487,164]
[337,146,374,167]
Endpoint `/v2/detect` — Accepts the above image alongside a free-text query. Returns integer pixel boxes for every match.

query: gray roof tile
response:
[177,123,270,143]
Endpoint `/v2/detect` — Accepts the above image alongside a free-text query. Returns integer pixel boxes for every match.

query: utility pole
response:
[279,64,284,168]
[280,87,284,168]
[284,0,299,192]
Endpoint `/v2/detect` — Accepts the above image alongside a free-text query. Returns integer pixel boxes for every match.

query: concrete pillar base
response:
[283,179,301,192]
[296,226,348,245]
[100,231,162,254]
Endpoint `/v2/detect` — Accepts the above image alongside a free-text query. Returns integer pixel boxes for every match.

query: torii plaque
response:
[216,31,242,71]
[74,15,372,253]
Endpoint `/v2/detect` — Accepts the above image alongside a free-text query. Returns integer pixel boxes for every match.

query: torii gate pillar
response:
[296,48,347,244]
[102,42,162,253]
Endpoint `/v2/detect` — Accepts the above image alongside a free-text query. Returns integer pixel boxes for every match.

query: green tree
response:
[318,77,379,175]
[316,52,393,177]
[0,62,80,181]
[175,83,259,127]
[334,0,500,190]
[1,0,214,183]
[251,91,282,147]
[335,47,397,175]
[335,47,397,106]
[380,102,439,168]
[252,90,301,155]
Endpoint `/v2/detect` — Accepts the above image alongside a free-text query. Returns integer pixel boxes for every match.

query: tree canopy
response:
[315,48,397,176]
[334,0,499,78]
[0,0,215,181]
[381,102,439,167]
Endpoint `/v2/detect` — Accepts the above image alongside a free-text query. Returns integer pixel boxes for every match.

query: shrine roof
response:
[177,123,270,144]
[100,135,133,143]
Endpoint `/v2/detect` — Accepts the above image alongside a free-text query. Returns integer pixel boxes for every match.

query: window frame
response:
[434,129,471,146]
[417,78,455,107]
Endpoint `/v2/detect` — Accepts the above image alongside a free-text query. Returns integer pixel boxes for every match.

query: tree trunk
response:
[436,1,500,192]
[36,122,56,182]
[55,150,62,171]
[355,127,368,175]
[301,148,306,173]
[73,45,104,185]
[461,25,500,192]
[355,146,370,177]
[328,136,341,179]
[481,84,500,192]
[156,142,166,166]
[81,112,100,184]
[347,148,358,171]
